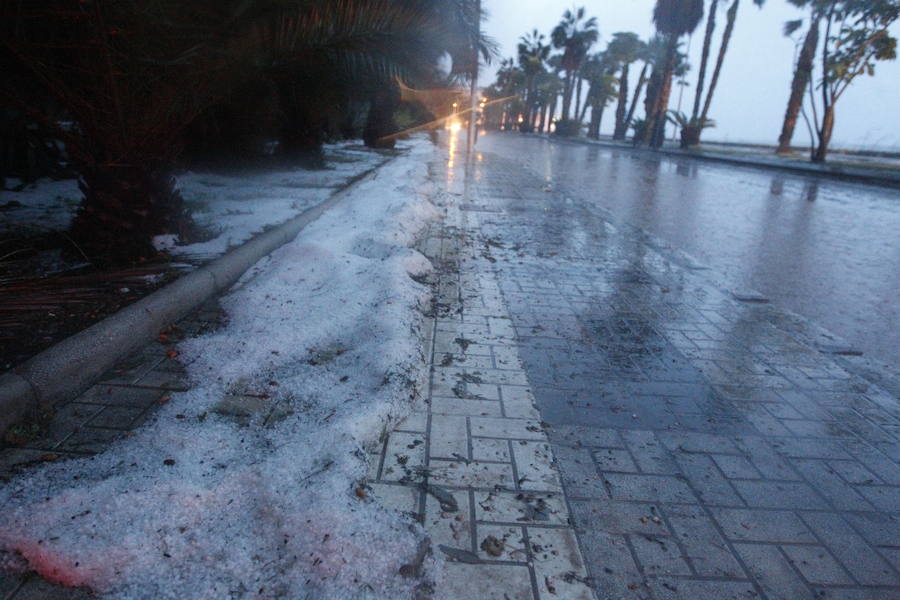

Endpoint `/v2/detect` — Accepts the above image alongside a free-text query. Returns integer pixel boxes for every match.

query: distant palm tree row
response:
[482,0,898,163]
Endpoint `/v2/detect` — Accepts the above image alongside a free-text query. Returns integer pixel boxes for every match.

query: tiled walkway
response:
[368,177,592,599]
[444,147,900,600]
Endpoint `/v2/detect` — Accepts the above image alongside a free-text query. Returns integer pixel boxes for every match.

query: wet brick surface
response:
[457,145,900,600]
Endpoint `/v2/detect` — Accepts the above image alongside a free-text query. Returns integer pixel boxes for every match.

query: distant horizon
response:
[480,0,900,151]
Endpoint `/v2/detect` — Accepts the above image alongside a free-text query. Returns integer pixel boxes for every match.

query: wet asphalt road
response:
[476,134,900,368]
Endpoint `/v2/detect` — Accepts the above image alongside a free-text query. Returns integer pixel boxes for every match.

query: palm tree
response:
[534,71,564,132]
[551,7,599,121]
[605,32,644,140]
[491,57,526,129]
[1,0,486,263]
[582,53,619,138]
[776,0,824,153]
[624,36,663,140]
[517,29,551,131]
[544,54,565,131]
[639,0,705,148]
[682,0,765,147]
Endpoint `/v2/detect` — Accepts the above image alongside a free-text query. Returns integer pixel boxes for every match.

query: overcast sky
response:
[481,0,900,150]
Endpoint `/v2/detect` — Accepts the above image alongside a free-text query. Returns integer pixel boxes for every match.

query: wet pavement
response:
[477,133,900,368]
[444,135,900,599]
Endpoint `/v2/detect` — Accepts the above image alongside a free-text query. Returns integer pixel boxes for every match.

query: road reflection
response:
[478,134,900,366]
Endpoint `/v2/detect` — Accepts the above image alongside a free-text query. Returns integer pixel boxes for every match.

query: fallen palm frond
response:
[0,265,172,332]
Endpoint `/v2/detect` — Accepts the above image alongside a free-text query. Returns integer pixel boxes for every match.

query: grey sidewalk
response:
[444,146,900,599]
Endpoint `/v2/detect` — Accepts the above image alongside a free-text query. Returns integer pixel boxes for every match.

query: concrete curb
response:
[525,133,900,188]
[0,154,397,437]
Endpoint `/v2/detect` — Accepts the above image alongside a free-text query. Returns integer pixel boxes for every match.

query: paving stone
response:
[710,508,817,543]
[435,563,534,600]
[602,473,698,504]
[576,530,648,600]
[368,483,420,514]
[629,533,692,576]
[712,454,763,479]
[131,368,190,391]
[429,415,469,459]
[569,499,667,536]
[380,431,427,482]
[473,490,569,526]
[511,441,562,492]
[842,444,900,486]
[673,453,744,506]
[431,396,502,418]
[781,544,854,585]
[55,427,123,454]
[815,589,900,600]
[395,411,428,433]
[545,425,622,449]
[18,403,104,451]
[730,480,829,510]
[552,445,608,499]
[77,385,167,408]
[471,438,511,463]
[791,459,876,511]
[474,524,526,562]
[428,459,516,489]
[840,512,900,547]
[619,430,680,475]
[734,542,816,600]
[854,485,900,512]
[647,578,759,600]
[658,431,739,455]
[470,417,545,440]
[424,488,472,550]
[800,512,900,586]
[592,448,639,473]
[527,527,593,600]
[666,507,745,578]
[734,437,801,481]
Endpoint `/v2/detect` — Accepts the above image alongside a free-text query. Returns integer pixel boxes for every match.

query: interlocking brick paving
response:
[435,146,900,600]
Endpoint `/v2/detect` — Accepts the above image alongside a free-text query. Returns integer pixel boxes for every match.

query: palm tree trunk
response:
[562,71,574,120]
[574,73,584,123]
[363,85,400,149]
[645,35,678,147]
[538,103,548,132]
[691,0,719,122]
[548,94,559,131]
[698,0,739,135]
[625,62,649,137]
[588,103,605,139]
[70,162,189,262]
[524,75,537,131]
[579,87,592,124]
[613,63,630,140]
[777,14,820,154]
[650,66,675,148]
[812,103,835,163]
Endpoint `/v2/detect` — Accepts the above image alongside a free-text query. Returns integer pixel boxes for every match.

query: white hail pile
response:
[0,137,441,599]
